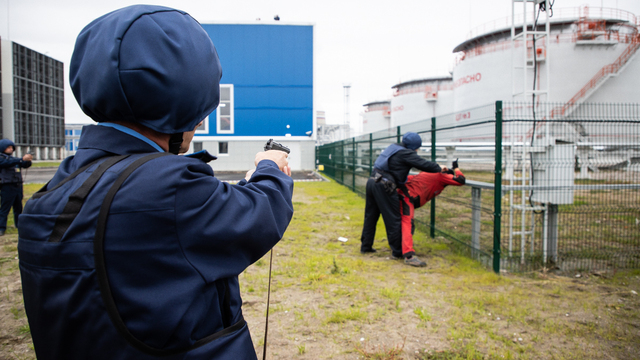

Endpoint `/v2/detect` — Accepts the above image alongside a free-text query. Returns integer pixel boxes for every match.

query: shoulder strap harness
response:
[46,153,245,356]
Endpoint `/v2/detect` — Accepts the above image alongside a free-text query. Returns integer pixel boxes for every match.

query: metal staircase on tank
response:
[550,12,640,119]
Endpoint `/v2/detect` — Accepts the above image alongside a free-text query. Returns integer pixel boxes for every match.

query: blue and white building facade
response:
[194,22,316,171]
[64,123,90,156]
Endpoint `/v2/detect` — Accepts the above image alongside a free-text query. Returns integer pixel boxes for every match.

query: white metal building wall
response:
[195,139,315,171]
[390,92,433,127]
[390,84,454,128]
[362,109,390,134]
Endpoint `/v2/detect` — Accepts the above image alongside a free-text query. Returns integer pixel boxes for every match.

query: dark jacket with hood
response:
[0,139,31,184]
[373,133,440,186]
[384,148,441,185]
[18,5,293,360]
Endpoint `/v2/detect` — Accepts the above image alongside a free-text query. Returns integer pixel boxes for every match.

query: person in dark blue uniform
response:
[360,132,440,266]
[0,139,32,236]
[18,5,293,360]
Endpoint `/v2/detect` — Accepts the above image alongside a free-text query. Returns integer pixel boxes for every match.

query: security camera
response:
[306,131,313,137]
[274,15,280,21]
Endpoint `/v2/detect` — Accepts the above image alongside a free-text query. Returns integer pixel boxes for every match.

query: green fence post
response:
[430,117,436,238]
[493,101,503,274]
[397,126,401,143]
[330,144,335,178]
[352,137,356,191]
[369,133,373,175]
[339,140,344,185]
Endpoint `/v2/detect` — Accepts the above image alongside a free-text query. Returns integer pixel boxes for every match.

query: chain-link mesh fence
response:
[316,101,640,273]
[501,102,640,272]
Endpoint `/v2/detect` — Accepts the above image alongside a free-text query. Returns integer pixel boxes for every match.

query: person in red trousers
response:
[398,159,465,266]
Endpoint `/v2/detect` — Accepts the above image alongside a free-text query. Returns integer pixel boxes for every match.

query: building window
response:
[217,84,234,134]
[195,117,208,134]
[193,142,203,152]
[218,141,228,155]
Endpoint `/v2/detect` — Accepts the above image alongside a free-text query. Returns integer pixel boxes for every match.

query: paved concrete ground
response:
[23,167,325,184]
[213,170,325,182]
[22,168,56,184]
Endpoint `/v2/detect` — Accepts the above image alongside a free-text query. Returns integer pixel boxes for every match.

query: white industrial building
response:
[390,77,454,128]
[317,110,350,145]
[361,101,390,134]
[453,5,639,112]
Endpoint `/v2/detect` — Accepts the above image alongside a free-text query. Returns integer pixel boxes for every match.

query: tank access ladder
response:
[511,0,551,103]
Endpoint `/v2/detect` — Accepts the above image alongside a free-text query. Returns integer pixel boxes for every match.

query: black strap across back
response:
[45,153,245,356]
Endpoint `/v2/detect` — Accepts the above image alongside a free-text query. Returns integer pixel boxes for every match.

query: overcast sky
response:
[1,0,639,134]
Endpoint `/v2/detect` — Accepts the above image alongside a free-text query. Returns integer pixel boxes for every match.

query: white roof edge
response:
[199,20,316,26]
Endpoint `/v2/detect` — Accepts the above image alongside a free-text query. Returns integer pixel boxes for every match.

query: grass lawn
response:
[29,161,62,168]
[0,180,639,359]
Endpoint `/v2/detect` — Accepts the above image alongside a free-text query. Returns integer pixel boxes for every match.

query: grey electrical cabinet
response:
[531,144,575,205]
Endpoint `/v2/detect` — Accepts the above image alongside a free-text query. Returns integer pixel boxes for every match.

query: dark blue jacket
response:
[19,125,294,359]
[0,139,31,184]
[374,143,440,185]
[374,143,405,180]
[19,5,293,358]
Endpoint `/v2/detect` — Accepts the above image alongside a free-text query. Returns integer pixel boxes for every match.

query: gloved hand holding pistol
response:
[248,139,292,179]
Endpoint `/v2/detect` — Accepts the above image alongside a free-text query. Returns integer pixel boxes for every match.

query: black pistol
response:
[264,139,290,154]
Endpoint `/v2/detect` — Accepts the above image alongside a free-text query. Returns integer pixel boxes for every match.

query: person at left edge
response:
[18,5,293,360]
[0,139,32,236]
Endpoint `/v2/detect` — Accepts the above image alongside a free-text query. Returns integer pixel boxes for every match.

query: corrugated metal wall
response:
[200,24,314,138]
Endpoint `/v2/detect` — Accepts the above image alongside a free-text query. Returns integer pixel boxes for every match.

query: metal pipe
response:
[543,202,549,264]
[472,187,482,258]
[521,144,526,263]
[508,147,514,257]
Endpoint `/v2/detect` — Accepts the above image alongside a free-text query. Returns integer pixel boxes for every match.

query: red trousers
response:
[400,195,415,257]
[398,169,465,256]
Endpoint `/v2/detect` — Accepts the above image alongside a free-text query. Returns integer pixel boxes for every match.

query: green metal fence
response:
[317,101,640,273]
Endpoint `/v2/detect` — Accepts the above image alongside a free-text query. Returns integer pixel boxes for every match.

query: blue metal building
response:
[195,22,315,171]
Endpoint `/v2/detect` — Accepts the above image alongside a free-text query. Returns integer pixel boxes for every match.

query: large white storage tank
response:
[362,101,391,134]
[359,4,639,146]
[452,6,639,112]
[390,77,454,128]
